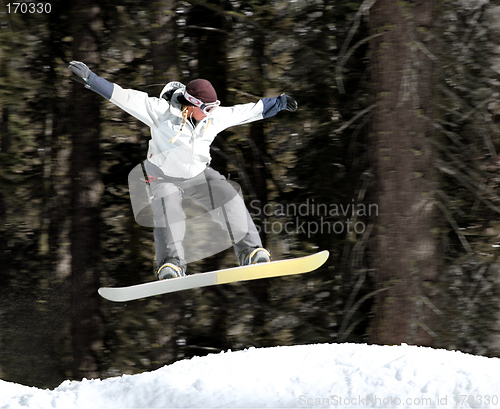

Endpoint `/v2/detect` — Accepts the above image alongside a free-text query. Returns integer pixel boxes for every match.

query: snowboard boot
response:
[156,262,185,280]
[240,247,271,266]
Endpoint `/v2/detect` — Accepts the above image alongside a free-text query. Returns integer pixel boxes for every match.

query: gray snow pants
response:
[145,161,262,271]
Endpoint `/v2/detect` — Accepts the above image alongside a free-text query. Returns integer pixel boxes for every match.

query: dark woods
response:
[2,0,500,388]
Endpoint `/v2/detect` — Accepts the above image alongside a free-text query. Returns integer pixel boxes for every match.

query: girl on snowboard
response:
[68,61,298,280]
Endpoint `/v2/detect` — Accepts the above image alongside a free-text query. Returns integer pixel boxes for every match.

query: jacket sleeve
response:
[216,94,288,129]
[260,95,289,118]
[86,73,167,128]
[85,72,114,100]
[108,85,168,128]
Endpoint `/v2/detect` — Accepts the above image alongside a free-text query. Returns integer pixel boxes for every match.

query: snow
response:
[1,343,500,408]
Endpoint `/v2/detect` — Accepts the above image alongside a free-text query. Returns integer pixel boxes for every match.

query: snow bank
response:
[1,343,500,408]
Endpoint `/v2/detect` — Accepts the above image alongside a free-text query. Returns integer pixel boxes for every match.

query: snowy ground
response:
[1,343,500,408]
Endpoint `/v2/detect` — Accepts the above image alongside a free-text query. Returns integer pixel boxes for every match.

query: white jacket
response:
[100,80,288,179]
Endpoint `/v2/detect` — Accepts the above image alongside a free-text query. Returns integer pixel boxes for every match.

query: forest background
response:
[2,0,500,389]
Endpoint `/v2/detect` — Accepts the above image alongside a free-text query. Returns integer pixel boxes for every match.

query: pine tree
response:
[69,0,104,379]
[368,0,439,345]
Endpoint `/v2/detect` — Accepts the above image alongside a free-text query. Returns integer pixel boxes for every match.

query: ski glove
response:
[161,81,184,102]
[284,95,298,112]
[68,61,114,100]
[68,61,93,86]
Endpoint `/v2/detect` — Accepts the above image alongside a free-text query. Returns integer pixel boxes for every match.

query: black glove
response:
[284,95,298,112]
[161,81,184,102]
[162,89,176,102]
[68,61,93,86]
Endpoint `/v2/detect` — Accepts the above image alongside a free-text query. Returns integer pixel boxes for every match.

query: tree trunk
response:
[149,0,182,369]
[1,108,9,153]
[187,0,231,350]
[69,0,103,379]
[150,0,178,85]
[189,1,229,257]
[369,0,439,346]
[248,32,268,248]
[0,108,8,223]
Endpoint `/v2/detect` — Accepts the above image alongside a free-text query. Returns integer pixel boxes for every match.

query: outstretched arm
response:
[68,61,167,129]
[215,94,298,131]
[68,61,114,100]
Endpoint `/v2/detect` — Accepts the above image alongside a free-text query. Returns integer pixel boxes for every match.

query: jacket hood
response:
[160,81,185,118]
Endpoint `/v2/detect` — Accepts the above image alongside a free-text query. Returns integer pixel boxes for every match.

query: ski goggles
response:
[183,90,220,115]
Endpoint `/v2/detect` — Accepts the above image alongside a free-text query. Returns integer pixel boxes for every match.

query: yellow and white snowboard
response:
[98,251,329,302]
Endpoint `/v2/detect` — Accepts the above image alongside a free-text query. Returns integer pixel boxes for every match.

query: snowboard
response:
[98,250,329,302]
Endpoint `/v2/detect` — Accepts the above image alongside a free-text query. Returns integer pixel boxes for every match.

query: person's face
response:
[187,106,207,121]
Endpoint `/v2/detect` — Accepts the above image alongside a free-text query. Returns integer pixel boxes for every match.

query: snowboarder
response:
[68,61,298,280]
